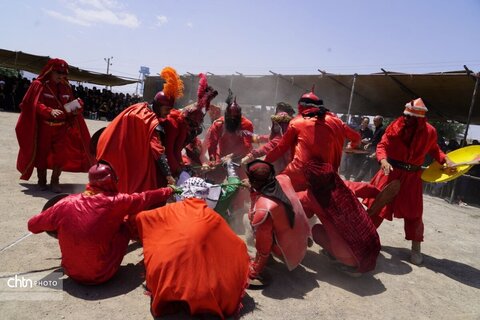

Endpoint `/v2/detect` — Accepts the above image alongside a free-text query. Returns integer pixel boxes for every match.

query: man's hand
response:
[441,157,458,174]
[380,159,393,176]
[241,178,251,189]
[166,175,175,185]
[168,185,183,195]
[241,154,254,166]
[51,109,64,118]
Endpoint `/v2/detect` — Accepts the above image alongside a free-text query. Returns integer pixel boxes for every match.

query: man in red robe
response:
[265,90,360,191]
[365,98,455,264]
[15,58,92,192]
[96,67,183,193]
[136,177,250,318]
[205,90,254,175]
[245,160,311,285]
[241,111,293,173]
[163,73,218,176]
[27,163,174,284]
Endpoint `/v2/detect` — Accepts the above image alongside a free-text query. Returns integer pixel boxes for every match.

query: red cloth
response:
[366,117,446,221]
[299,161,380,273]
[96,103,166,193]
[250,134,291,173]
[249,174,311,275]
[28,188,172,284]
[265,112,360,190]
[164,109,189,176]
[16,79,92,180]
[136,198,249,318]
[205,116,254,162]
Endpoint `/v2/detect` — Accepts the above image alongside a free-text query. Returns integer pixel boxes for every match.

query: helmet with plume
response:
[154,66,184,107]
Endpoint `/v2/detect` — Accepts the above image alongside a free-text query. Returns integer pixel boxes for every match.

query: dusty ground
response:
[0,111,479,320]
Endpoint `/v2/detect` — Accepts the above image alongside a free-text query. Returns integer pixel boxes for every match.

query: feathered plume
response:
[197,73,208,101]
[196,73,218,112]
[225,88,234,107]
[160,67,184,100]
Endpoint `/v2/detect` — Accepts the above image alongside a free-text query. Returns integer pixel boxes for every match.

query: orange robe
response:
[136,198,250,319]
[96,103,165,193]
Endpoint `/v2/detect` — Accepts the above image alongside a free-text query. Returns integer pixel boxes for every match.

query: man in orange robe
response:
[16,58,92,192]
[136,177,250,319]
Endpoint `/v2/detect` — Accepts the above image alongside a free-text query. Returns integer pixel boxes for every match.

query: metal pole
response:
[448,69,479,204]
[460,68,479,146]
[346,73,357,125]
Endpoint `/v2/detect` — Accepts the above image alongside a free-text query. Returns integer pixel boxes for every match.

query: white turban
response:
[179,177,222,208]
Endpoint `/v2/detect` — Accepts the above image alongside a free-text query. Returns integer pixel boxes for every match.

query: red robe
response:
[136,198,250,319]
[298,161,380,273]
[205,116,254,162]
[28,188,172,284]
[96,103,166,193]
[16,79,92,180]
[249,174,311,276]
[250,134,291,173]
[265,112,360,191]
[366,117,446,221]
[164,109,189,176]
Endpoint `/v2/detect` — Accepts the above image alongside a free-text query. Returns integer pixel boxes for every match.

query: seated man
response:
[135,177,250,319]
[245,160,311,286]
[27,163,174,285]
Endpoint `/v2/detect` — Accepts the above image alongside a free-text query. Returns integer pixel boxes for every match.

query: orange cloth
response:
[96,103,165,193]
[136,198,250,319]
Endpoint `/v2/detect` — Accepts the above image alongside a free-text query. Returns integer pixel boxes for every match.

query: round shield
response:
[89,127,106,157]
[421,145,480,183]
[42,193,69,239]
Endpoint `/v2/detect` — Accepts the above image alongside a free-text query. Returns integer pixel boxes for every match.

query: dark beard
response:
[225,118,241,132]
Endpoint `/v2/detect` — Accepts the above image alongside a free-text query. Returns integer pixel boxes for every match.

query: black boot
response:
[37,168,47,190]
[50,167,62,193]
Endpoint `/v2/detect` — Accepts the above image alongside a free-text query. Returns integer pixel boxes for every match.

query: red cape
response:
[136,198,250,318]
[15,80,93,180]
[96,103,161,193]
[302,161,380,273]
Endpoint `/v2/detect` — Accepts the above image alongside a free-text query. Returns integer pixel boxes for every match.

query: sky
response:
[2,0,480,137]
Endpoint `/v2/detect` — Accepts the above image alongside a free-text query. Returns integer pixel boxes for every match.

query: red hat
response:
[404,98,428,118]
[87,163,118,192]
[37,58,69,81]
[298,85,324,114]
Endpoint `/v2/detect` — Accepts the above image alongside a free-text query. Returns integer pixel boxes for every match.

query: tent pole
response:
[448,69,479,204]
[346,74,357,124]
[460,66,479,146]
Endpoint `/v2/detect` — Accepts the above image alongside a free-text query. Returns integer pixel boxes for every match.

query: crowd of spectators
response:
[0,74,141,120]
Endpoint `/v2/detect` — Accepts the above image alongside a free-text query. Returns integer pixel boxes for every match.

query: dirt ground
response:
[0,111,479,320]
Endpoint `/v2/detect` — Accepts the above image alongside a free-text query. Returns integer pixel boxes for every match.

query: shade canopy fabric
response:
[145,70,480,124]
[0,49,138,86]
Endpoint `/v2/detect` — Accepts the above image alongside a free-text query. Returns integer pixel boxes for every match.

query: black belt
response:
[387,158,421,171]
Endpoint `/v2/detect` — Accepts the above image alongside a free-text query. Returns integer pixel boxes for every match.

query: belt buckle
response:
[405,164,411,170]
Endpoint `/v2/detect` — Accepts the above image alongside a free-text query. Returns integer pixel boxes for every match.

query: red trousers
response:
[371,215,424,242]
[35,122,68,169]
